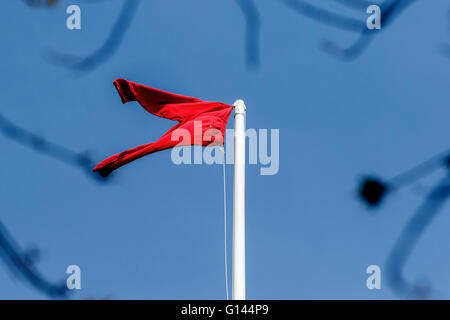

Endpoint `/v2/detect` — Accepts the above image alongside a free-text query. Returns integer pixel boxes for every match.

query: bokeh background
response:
[1,0,450,299]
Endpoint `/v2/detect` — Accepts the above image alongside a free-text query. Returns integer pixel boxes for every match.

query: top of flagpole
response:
[233,100,246,115]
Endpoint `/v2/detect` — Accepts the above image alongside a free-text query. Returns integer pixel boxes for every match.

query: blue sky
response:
[1,0,450,299]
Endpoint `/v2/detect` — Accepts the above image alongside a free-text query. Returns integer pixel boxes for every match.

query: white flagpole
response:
[232,99,246,300]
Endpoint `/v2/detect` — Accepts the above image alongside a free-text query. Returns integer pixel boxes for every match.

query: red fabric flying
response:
[93,79,233,177]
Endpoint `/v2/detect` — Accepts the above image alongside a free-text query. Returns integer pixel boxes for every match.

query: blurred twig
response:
[358,151,450,298]
[0,220,68,298]
[281,0,419,60]
[33,0,260,71]
[389,149,450,188]
[280,0,364,32]
[322,0,418,60]
[385,174,450,299]
[359,149,450,207]
[235,0,261,70]
[0,113,107,182]
[47,0,140,72]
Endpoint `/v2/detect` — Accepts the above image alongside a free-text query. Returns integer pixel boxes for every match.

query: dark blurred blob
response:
[46,0,140,73]
[280,0,418,60]
[358,176,389,207]
[386,174,450,299]
[235,0,261,70]
[0,113,108,182]
[0,221,68,298]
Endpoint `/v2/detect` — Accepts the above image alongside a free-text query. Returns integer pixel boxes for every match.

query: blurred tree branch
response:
[34,0,261,72]
[0,113,107,182]
[358,151,450,298]
[280,0,419,60]
[281,0,364,32]
[385,174,450,298]
[235,0,261,70]
[0,220,68,298]
[47,0,140,73]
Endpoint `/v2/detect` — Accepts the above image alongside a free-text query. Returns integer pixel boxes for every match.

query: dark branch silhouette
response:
[235,0,261,70]
[0,220,68,298]
[389,150,450,188]
[33,0,259,71]
[321,0,418,60]
[385,174,450,299]
[0,113,107,182]
[359,149,450,207]
[280,0,419,60]
[280,0,364,32]
[46,0,140,72]
[358,151,450,298]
